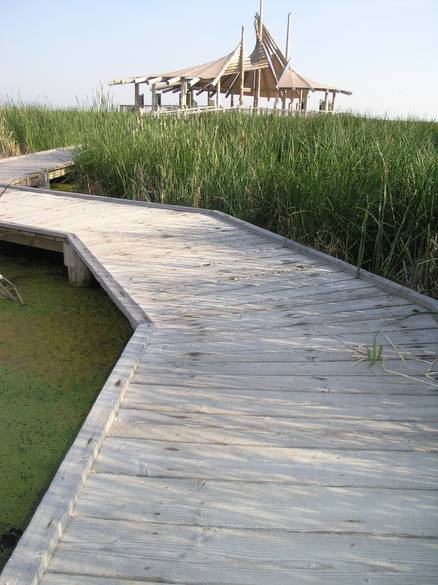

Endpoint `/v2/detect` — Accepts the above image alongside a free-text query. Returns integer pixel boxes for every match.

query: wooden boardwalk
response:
[0,150,437,584]
[0,148,73,186]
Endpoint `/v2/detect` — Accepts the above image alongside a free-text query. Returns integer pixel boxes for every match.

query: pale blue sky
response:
[1,0,437,118]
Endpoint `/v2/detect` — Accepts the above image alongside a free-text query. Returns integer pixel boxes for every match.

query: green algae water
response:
[0,243,132,569]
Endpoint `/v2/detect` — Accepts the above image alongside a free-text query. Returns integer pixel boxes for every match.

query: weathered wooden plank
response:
[41,576,164,585]
[121,290,410,316]
[150,314,437,336]
[40,572,438,585]
[148,326,438,348]
[94,436,438,488]
[130,374,437,397]
[136,356,436,378]
[146,336,438,360]
[125,383,438,415]
[76,473,438,536]
[136,277,373,302]
[111,408,438,449]
[48,517,438,584]
[142,343,438,363]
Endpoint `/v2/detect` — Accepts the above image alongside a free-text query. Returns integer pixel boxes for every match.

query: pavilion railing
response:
[141,106,335,118]
[120,104,337,118]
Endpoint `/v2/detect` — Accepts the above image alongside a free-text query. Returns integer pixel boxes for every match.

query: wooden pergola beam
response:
[146,76,163,85]
[195,82,214,96]
[188,77,201,87]
[166,76,181,86]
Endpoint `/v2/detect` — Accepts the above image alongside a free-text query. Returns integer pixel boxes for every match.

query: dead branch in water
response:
[0,273,24,305]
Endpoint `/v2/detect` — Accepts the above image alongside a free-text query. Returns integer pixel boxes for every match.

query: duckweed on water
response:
[0,244,132,569]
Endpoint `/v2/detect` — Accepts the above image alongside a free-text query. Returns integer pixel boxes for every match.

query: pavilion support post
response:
[216,78,221,108]
[331,91,337,111]
[240,25,245,107]
[255,70,261,109]
[134,82,140,113]
[180,80,188,109]
[281,91,287,111]
[302,90,308,112]
[231,94,234,107]
[253,71,258,108]
[151,84,157,111]
[299,89,304,111]
[324,91,329,112]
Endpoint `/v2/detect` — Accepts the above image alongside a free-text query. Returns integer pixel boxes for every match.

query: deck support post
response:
[63,242,93,287]
[37,170,50,189]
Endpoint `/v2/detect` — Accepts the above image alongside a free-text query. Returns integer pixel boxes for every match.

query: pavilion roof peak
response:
[109,6,352,99]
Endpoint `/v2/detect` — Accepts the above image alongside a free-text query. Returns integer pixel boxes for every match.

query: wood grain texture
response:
[76,473,438,536]
[47,517,438,585]
[94,436,438,488]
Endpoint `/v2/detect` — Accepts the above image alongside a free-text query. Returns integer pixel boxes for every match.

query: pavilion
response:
[109,3,351,113]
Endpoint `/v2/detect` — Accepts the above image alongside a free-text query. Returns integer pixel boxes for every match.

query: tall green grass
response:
[1,103,437,297]
[0,100,98,154]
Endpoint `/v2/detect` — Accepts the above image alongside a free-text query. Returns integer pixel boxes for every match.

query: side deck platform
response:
[0,150,437,585]
[0,149,74,187]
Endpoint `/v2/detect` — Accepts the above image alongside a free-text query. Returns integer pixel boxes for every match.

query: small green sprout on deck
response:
[366,334,383,365]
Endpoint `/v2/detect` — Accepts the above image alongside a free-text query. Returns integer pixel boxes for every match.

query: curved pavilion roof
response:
[110,13,351,99]
[277,67,352,95]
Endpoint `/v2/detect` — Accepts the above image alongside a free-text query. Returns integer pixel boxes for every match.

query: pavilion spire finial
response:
[259,0,264,39]
[285,12,292,62]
